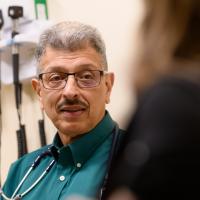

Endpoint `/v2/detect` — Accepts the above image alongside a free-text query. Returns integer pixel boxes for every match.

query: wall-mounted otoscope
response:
[8,6,23,108]
[8,6,27,158]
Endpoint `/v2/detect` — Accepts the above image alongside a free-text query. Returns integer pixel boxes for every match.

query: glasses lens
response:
[42,72,66,89]
[76,70,101,88]
[40,70,103,90]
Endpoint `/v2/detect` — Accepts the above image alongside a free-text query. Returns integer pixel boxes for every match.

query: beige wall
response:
[0,0,144,184]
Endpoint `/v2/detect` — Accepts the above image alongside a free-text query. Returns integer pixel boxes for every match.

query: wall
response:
[0,0,144,184]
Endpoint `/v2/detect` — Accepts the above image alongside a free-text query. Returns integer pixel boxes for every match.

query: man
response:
[0,21,124,200]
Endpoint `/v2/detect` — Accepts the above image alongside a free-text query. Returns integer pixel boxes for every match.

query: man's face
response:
[32,46,114,144]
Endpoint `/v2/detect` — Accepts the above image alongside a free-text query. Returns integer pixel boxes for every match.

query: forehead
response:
[39,46,103,72]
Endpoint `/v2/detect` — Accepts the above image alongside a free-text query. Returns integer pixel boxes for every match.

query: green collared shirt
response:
[1,112,123,200]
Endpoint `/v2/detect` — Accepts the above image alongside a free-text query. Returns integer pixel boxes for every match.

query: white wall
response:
[0,0,144,184]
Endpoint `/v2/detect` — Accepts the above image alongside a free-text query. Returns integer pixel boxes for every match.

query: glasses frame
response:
[38,70,105,90]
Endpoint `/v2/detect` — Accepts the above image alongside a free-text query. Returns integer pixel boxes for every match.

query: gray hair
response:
[35,21,108,73]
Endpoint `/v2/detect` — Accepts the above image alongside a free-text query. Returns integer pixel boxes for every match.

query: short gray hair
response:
[35,21,108,73]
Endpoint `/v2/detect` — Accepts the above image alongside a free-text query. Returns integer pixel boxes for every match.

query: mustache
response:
[57,98,88,109]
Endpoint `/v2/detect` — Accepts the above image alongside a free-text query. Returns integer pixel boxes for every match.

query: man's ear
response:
[105,73,114,104]
[31,78,44,110]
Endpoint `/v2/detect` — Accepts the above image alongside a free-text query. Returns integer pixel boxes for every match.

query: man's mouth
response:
[59,105,87,117]
[60,105,86,111]
[57,99,88,117]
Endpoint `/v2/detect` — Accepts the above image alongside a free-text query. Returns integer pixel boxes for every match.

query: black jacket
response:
[103,76,200,199]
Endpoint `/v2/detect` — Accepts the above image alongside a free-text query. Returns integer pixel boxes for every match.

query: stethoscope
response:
[0,147,56,200]
[0,124,120,200]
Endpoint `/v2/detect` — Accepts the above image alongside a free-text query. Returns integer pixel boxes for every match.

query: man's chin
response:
[57,128,87,145]
[59,124,88,135]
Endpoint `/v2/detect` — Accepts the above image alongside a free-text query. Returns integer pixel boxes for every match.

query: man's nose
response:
[62,76,80,98]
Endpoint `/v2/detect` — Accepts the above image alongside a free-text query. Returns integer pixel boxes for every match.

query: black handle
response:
[38,119,47,146]
[0,9,4,30]
[13,52,19,84]
[16,124,27,158]
[12,53,22,109]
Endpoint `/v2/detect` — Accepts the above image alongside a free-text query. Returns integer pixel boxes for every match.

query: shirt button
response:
[59,175,65,181]
[76,163,81,168]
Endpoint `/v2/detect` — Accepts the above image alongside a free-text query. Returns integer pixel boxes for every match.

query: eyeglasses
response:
[38,70,105,90]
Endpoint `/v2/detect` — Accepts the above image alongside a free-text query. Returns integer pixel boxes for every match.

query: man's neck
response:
[58,133,83,145]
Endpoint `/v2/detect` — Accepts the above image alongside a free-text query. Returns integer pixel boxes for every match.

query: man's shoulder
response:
[12,144,52,167]
[3,144,53,188]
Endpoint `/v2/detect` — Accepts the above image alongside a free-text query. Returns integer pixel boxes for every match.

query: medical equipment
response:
[8,5,28,158]
[0,146,56,200]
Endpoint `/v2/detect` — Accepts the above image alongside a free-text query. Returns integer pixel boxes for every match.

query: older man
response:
[0,21,124,200]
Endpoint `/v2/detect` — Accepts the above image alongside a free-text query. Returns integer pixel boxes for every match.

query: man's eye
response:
[79,72,94,80]
[48,74,63,82]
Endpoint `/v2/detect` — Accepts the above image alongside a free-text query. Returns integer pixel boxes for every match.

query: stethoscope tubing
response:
[0,148,55,200]
[19,159,56,198]
[99,124,120,199]
[11,167,33,198]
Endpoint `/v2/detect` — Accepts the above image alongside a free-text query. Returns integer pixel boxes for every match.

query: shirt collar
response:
[52,111,115,167]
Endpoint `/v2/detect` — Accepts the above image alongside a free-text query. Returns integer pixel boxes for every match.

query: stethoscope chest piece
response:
[13,194,22,200]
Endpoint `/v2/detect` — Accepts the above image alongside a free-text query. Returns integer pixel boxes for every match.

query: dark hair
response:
[134,0,200,93]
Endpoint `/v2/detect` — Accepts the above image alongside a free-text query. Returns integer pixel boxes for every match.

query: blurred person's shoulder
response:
[140,75,200,104]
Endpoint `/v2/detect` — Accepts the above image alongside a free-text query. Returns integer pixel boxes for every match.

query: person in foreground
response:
[0,21,124,200]
[102,0,200,199]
